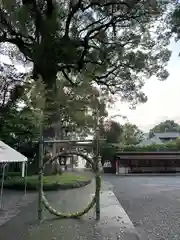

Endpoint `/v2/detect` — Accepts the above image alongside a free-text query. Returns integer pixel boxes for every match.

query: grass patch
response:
[3,172,91,191]
[0,171,21,179]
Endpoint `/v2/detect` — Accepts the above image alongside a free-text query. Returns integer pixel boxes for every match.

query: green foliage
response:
[23,76,107,139]
[120,123,144,145]
[0,171,21,180]
[100,120,123,143]
[100,120,143,145]
[3,173,91,191]
[149,120,180,137]
[100,143,119,163]
[0,88,39,163]
[119,141,180,152]
[0,103,38,147]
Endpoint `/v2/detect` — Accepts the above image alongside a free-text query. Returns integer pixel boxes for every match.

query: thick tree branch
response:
[62,69,77,86]
[78,16,108,35]
[78,35,90,69]
[64,1,135,70]
[0,7,34,58]
[77,15,118,69]
[93,78,115,94]
[95,66,119,80]
[65,0,83,37]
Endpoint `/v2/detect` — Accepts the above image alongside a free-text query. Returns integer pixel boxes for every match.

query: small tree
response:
[120,123,144,145]
[100,120,123,143]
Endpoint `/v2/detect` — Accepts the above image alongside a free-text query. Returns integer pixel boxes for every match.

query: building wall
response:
[118,166,180,174]
[160,138,176,143]
[116,153,180,174]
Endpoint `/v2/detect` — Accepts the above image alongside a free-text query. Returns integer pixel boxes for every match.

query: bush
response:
[119,142,179,152]
[3,173,91,191]
[0,171,21,180]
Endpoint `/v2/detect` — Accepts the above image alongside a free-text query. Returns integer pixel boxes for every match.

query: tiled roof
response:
[138,136,163,146]
[153,132,180,139]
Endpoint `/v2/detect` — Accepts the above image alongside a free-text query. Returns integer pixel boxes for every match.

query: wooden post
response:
[116,159,119,175]
[95,157,100,220]
[38,128,44,221]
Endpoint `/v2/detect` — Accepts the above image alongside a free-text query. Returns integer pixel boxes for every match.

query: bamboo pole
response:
[38,125,44,221]
[94,97,100,220]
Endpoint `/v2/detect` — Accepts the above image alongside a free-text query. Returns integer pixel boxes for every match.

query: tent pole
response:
[24,162,28,196]
[0,163,7,209]
[22,162,25,178]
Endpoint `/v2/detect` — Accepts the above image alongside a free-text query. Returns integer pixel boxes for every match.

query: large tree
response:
[0,0,171,108]
[149,120,180,137]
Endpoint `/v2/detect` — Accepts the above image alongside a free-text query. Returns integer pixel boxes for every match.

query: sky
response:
[108,41,180,132]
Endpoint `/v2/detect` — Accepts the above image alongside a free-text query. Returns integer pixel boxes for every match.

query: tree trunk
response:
[42,75,62,175]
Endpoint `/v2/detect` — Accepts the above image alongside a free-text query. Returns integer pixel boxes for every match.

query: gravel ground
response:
[0,180,100,240]
[0,176,134,240]
[104,174,180,240]
[0,190,36,227]
[3,173,180,240]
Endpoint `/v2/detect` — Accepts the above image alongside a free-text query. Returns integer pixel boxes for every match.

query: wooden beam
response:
[33,139,106,144]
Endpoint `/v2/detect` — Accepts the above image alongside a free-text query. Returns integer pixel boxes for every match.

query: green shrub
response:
[0,171,21,180]
[119,142,179,152]
[3,173,91,191]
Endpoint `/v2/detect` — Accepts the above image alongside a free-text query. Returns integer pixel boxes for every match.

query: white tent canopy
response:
[0,140,28,209]
[0,140,27,163]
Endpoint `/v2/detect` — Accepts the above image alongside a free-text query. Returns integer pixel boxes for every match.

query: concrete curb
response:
[98,190,140,240]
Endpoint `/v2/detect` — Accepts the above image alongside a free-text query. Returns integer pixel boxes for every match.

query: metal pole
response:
[24,162,28,196]
[0,163,7,209]
[38,127,44,221]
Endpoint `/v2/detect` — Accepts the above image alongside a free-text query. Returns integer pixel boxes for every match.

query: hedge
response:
[0,171,21,180]
[101,140,180,153]
[3,173,91,191]
[119,142,180,152]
